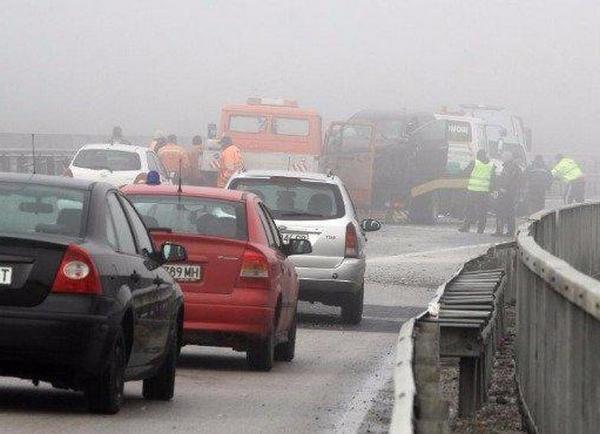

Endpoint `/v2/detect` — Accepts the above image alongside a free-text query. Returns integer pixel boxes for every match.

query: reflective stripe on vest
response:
[552,158,583,182]
[467,160,494,192]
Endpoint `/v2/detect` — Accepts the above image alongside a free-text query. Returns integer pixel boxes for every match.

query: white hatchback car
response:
[66,143,170,186]
[227,170,381,324]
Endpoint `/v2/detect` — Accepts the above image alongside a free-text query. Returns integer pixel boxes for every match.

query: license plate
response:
[164,264,202,282]
[0,267,12,285]
[282,233,309,244]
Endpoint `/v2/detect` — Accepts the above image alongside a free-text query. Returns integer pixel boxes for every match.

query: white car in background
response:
[65,144,170,186]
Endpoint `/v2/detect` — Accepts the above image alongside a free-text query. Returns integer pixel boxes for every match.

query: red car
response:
[121,184,311,371]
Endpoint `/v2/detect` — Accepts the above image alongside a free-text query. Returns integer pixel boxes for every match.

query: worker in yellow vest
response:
[459,149,496,234]
[551,154,585,203]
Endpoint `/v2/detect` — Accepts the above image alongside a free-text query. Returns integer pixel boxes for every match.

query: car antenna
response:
[31,133,36,175]
[177,159,183,194]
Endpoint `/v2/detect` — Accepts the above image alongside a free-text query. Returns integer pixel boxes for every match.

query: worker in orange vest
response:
[217,136,244,188]
[157,134,191,183]
[188,135,205,186]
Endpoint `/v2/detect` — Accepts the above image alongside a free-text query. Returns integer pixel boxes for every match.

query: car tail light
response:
[133,173,148,184]
[52,244,101,294]
[63,168,73,177]
[345,223,359,258]
[237,248,269,289]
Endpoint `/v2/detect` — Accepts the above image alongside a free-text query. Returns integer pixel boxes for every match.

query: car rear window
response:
[127,195,248,240]
[229,177,345,220]
[73,149,141,171]
[0,183,87,237]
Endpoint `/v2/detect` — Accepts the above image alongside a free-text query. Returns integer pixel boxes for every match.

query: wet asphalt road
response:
[0,223,498,433]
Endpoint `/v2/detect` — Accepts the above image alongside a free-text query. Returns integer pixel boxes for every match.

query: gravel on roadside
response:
[442,304,525,434]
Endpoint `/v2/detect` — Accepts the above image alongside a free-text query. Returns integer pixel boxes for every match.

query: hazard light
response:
[247,97,298,107]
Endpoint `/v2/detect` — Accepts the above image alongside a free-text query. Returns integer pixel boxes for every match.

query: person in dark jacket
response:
[494,151,523,237]
[525,155,552,214]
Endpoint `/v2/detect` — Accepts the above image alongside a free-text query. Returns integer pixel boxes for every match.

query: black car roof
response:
[0,173,105,191]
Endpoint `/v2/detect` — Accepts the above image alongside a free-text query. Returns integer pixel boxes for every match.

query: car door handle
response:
[130,270,141,285]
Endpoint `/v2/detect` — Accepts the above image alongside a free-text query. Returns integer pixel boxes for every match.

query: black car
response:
[0,173,186,414]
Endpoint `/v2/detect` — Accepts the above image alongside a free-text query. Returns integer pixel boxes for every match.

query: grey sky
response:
[1,0,599,152]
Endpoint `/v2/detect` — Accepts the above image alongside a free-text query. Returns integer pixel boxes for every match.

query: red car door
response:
[256,202,296,335]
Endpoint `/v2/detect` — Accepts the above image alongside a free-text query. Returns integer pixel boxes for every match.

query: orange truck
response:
[199,98,323,183]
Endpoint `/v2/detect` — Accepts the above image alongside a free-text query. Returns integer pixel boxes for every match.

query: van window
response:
[273,117,309,136]
[229,115,268,133]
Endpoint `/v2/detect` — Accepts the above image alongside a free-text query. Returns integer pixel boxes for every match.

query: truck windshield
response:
[273,117,309,136]
[230,178,345,220]
[229,115,267,133]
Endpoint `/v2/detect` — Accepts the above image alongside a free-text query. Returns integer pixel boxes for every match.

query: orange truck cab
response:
[200,98,323,183]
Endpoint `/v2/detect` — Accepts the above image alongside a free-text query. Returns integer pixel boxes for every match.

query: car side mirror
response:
[284,239,312,256]
[161,242,187,263]
[360,218,382,232]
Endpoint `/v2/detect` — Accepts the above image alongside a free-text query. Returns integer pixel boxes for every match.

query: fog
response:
[1,0,599,153]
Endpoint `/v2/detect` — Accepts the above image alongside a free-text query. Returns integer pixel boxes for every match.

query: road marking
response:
[333,343,396,433]
[367,243,492,264]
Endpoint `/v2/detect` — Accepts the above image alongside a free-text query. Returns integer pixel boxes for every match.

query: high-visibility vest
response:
[158,144,191,173]
[552,158,583,183]
[217,145,245,188]
[467,160,494,192]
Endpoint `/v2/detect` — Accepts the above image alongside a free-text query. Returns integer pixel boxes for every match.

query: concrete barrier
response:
[515,203,600,433]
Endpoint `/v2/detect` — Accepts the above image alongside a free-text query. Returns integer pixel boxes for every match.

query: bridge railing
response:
[516,203,600,433]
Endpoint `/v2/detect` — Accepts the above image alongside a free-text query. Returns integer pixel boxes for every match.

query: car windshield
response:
[73,149,141,171]
[128,195,248,240]
[230,178,345,220]
[0,183,87,237]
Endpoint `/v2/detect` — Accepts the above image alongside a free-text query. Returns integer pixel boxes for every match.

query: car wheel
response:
[247,330,275,371]
[142,326,178,401]
[274,309,297,362]
[341,285,364,325]
[86,329,126,414]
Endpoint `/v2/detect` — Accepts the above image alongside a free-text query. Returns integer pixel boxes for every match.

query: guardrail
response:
[390,244,510,433]
[0,149,74,176]
[515,203,600,434]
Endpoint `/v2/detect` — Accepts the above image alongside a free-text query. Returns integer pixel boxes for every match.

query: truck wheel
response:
[411,193,439,225]
[142,326,178,401]
[341,285,364,325]
[275,309,297,362]
[247,330,275,371]
[86,329,126,414]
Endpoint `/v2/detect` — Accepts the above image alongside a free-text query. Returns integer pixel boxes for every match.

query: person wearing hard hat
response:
[459,149,496,234]
[217,136,244,188]
[157,134,191,183]
[552,154,585,203]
